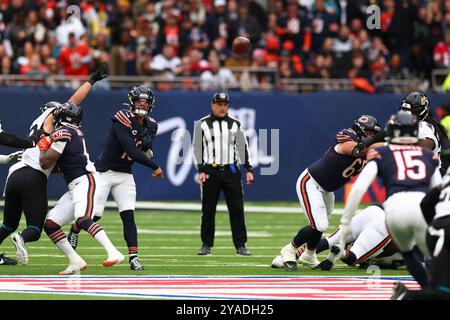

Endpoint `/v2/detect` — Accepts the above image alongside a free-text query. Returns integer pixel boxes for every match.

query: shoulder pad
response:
[112,110,133,128]
[336,128,358,143]
[51,128,72,142]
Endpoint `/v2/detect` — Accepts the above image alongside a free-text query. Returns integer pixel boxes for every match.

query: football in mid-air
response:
[232,36,251,56]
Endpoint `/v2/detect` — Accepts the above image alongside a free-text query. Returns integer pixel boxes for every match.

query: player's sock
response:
[70,223,81,235]
[403,250,430,288]
[76,217,116,254]
[119,210,138,250]
[0,224,14,245]
[306,230,323,251]
[316,238,330,254]
[292,226,322,248]
[21,226,42,242]
[69,216,101,236]
[341,249,357,266]
[45,226,78,259]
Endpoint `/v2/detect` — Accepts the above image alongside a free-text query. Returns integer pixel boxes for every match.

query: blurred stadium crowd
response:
[1,0,450,91]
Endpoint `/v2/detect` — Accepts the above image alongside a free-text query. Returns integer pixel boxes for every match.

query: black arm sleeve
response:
[352,130,387,157]
[420,186,442,224]
[0,131,34,148]
[113,122,159,170]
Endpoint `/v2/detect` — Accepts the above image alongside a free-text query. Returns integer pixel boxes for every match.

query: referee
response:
[193,92,254,256]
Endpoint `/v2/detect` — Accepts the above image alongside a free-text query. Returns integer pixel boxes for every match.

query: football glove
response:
[38,136,51,151]
[0,151,23,164]
[88,64,109,85]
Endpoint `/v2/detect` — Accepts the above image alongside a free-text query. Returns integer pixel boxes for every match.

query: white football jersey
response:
[418,121,441,155]
[8,107,56,177]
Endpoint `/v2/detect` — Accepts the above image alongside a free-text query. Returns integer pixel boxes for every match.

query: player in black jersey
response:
[279,115,382,271]
[66,84,163,270]
[39,102,124,275]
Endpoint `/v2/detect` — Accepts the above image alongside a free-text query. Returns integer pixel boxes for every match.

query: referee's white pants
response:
[384,191,430,256]
[295,169,334,232]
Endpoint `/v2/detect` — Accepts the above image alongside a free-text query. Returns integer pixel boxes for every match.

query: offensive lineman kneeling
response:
[271,205,401,269]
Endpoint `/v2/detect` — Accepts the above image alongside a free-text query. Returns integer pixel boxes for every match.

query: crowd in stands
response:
[1,0,450,91]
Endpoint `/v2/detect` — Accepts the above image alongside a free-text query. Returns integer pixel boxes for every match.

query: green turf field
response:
[0,202,409,299]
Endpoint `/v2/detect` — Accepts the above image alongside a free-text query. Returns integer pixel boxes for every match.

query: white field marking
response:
[0,246,284,250]
[26,254,280,258]
[136,229,272,237]
[0,200,346,215]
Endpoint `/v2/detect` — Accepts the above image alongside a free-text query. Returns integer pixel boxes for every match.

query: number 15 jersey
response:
[368,144,439,199]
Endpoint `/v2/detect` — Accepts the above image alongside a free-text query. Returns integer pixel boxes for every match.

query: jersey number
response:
[393,150,426,181]
[120,140,142,161]
[342,158,366,178]
[428,226,445,257]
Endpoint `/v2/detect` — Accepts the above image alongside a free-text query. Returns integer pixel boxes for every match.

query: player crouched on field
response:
[271,205,399,270]
[66,84,164,271]
[278,115,385,271]
[39,102,124,275]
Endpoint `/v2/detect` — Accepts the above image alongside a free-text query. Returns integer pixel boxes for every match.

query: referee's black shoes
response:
[236,246,251,256]
[0,253,17,265]
[198,244,211,255]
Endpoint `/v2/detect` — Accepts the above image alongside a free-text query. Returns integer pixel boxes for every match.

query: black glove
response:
[28,128,47,147]
[88,64,109,85]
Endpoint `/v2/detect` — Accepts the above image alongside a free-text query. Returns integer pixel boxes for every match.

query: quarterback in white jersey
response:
[0,64,108,265]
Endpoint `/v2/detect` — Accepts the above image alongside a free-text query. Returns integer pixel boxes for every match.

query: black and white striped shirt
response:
[193,113,253,173]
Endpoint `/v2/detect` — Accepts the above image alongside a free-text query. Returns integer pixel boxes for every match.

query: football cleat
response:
[0,253,17,265]
[58,256,87,275]
[318,259,334,271]
[298,250,320,269]
[318,245,344,270]
[67,231,79,250]
[280,243,297,271]
[103,251,125,267]
[11,233,28,265]
[271,255,284,268]
[130,257,144,271]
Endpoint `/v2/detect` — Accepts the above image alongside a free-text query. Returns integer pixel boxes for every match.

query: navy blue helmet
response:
[352,115,380,138]
[128,85,155,116]
[386,110,419,145]
[54,101,83,127]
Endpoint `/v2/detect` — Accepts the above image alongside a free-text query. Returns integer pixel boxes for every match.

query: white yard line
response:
[0,201,346,214]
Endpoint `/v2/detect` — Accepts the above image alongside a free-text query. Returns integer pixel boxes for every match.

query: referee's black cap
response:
[212,92,230,104]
